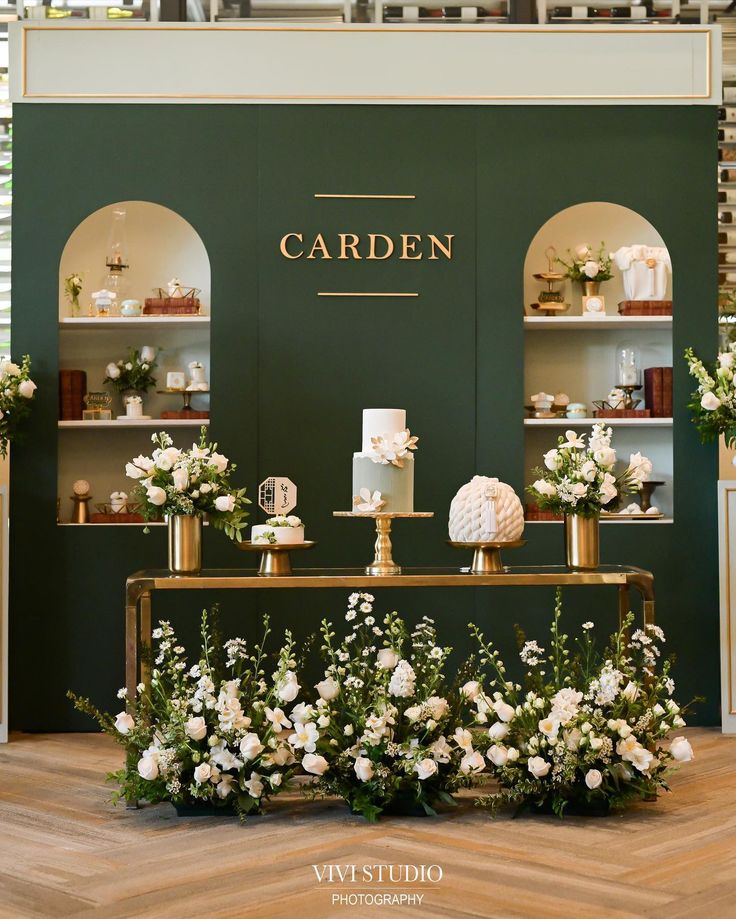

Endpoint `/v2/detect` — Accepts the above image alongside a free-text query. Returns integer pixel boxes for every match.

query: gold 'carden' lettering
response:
[280,233,304,259]
[278,232,454,261]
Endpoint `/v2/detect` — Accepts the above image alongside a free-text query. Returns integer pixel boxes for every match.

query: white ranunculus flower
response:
[146,486,167,507]
[533,479,557,498]
[701,391,721,411]
[569,482,587,498]
[239,732,264,761]
[140,346,156,363]
[621,681,640,702]
[124,362,133,371]
[315,677,339,701]
[575,244,591,260]
[277,670,300,703]
[404,705,423,723]
[669,736,694,762]
[594,447,617,468]
[286,515,302,527]
[194,762,213,784]
[18,379,37,398]
[543,449,562,471]
[114,711,135,734]
[461,749,486,775]
[488,721,509,742]
[137,754,159,781]
[215,494,236,513]
[527,756,551,779]
[583,259,600,279]
[185,716,207,741]
[461,680,480,701]
[627,452,653,483]
[208,452,229,473]
[302,753,329,776]
[719,352,735,369]
[414,758,438,780]
[106,363,121,380]
[585,768,603,789]
[354,756,374,782]
[376,648,399,670]
[580,460,597,483]
[487,745,509,767]
[172,467,189,492]
[155,452,174,472]
[492,699,516,723]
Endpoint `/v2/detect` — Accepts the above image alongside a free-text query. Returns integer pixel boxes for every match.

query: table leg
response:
[124,580,142,810]
[618,584,630,629]
[643,599,655,626]
[140,590,152,690]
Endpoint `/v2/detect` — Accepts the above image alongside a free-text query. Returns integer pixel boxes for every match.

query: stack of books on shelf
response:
[59,370,87,420]
[644,367,673,417]
[618,300,672,316]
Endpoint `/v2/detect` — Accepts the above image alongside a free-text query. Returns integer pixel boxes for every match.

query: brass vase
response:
[167,514,202,574]
[582,280,600,297]
[564,514,600,570]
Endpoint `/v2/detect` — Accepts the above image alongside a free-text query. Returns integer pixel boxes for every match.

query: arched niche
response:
[523,201,674,521]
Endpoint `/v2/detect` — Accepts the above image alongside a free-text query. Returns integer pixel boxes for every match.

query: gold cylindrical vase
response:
[582,280,600,297]
[167,514,202,575]
[564,514,600,570]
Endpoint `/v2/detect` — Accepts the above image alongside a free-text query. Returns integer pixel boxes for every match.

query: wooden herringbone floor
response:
[0,729,735,919]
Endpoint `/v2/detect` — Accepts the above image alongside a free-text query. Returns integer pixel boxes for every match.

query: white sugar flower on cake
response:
[369,429,418,468]
[352,488,386,513]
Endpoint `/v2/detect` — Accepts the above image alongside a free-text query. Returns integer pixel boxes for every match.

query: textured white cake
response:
[352,408,416,513]
[252,516,305,545]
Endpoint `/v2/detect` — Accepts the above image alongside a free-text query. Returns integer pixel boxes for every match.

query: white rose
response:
[580,460,597,483]
[414,758,438,780]
[492,699,516,723]
[404,705,423,723]
[286,515,302,527]
[140,346,156,363]
[527,756,551,779]
[461,680,480,701]
[239,732,265,761]
[0,361,19,376]
[585,768,603,789]
[488,722,509,742]
[155,453,174,472]
[124,362,133,371]
[589,736,604,751]
[621,681,640,702]
[594,447,617,468]
[669,736,694,763]
[354,756,374,782]
[106,363,121,380]
[570,482,587,498]
[277,671,300,703]
[376,648,399,670]
[315,678,339,701]
[208,452,229,473]
[701,391,721,411]
[193,762,213,784]
[214,494,236,513]
[719,352,735,369]
[172,467,189,493]
[302,753,329,776]
[114,711,135,734]
[185,716,207,741]
[575,244,590,260]
[461,750,486,775]
[487,745,509,767]
[18,379,37,398]
[583,259,600,279]
[507,747,520,762]
[533,479,557,497]
[137,754,159,781]
[543,449,562,471]
[146,486,167,507]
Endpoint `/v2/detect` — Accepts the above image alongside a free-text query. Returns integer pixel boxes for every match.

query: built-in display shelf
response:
[59,316,210,330]
[58,418,209,429]
[524,417,672,428]
[524,316,672,331]
[526,518,674,525]
[58,522,167,527]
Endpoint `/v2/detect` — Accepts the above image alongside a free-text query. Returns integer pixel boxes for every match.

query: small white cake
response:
[252,515,305,545]
[352,409,417,513]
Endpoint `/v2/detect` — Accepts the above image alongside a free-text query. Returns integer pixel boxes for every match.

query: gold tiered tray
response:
[333,511,434,575]
[448,539,526,573]
[235,540,316,576]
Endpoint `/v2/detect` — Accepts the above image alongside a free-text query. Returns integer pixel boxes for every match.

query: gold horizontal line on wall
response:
[317,292,419,298]
[314,194,416,200]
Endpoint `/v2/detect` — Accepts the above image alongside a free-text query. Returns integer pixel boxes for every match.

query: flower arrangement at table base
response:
[69,610,304,819]
[467,591,695,818]
[296,593,480,821]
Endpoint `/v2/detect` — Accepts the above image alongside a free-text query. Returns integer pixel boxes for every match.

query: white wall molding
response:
[10,22,721,105]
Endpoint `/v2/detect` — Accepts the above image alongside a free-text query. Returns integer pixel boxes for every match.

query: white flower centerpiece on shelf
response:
[527,425,652,568]
[294,593,479,821]
[685,344,736,452]
[104,346,158,414]
[468,591,695,817]
[126,427,250,572]
[69,610,302,818]
[0,355,37,457]
[557,243,614,294]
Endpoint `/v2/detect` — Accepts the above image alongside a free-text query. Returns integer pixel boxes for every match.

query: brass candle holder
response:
[333,511,434,575]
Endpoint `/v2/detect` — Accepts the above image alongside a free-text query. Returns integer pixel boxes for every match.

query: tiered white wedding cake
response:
[352,409,418,514]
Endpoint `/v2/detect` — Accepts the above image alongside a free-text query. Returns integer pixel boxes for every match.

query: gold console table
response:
[125,565,655,698]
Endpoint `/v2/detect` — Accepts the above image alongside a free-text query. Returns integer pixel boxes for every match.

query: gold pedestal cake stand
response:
[236,540,316,576]
[448,539,526,574]
[333,512,434,575]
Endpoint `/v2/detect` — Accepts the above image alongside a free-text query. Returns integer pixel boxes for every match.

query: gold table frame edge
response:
[124,564,654,807]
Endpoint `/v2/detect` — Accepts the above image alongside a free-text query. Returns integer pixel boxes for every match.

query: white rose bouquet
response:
[0,355,37,457]
[468,591,695,817]
[69,610,303,818]
[527,424,652,518]
[104,346,158,394]
[685,345,736,447]
[126,427,251,540]
[557,242,614,286]
[295,593,479,821]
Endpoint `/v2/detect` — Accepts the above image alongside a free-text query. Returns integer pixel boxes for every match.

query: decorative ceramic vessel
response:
[167,514,202,574]
[448,476,524,544]
[120,299,142,317]
[564,514,599,570]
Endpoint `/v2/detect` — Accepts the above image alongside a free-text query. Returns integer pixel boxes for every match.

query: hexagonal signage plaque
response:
[258,477,297,516]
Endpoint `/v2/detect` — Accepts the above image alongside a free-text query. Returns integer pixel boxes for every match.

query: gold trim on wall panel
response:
[317,292,419,297]
[20,25,713,102]
[315,194,416,199]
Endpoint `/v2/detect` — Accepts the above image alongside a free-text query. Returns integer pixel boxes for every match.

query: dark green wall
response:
[10,104,719,729]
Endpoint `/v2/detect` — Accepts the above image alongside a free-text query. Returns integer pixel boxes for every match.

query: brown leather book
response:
[143,297,201,315]
[594,409,651,418]
[662,367,673,417]
[160,410,209,420]
[644,367,664,417]
[618,300,673,316]
[59,370,87,420]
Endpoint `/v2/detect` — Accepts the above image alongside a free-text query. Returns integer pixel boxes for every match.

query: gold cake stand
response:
[333,511,434,575]
[448,539,526,574]
[235,540,316,576]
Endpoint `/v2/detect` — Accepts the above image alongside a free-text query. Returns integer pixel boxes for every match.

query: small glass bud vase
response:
[616,343,641,388]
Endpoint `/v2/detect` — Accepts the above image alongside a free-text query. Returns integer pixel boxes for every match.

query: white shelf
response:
[524,316,672,331]
[59,316,210,330]
[58,522,167,527]
[526,518,674,525]
[58,418,209,429]
[524,417,672,428]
